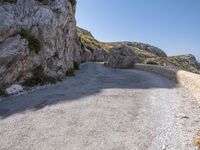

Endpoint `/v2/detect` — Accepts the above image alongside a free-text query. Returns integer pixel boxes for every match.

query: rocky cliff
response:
[77,27,107,62]
[0,0,80,87]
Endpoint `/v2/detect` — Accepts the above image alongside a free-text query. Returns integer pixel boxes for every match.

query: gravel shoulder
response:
[0,62,200,150]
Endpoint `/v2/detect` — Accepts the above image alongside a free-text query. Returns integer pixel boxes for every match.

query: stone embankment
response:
[135,63,200,101]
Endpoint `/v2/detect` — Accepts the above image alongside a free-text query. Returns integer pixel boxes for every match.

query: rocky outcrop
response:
[77,27,167,63]
[77,27,200,74]
[0,0,81,87]
[125,42,167,57]
[106,45,139,68]
[179,54,200,69]
[80,48,107,62]
[77,27,108,62]
[150,54,200,74]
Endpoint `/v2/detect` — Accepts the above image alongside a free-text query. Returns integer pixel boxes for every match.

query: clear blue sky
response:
[76,0,200,60]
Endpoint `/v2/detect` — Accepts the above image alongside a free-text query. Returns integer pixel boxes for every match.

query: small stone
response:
[176,113,189,119]
[162,145,166,150]
[5,84,23,95]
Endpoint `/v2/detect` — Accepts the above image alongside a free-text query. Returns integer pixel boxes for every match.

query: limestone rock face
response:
[184,54,200,69]
[126,42,167,57]
[77,27,108,62]
[106,45,139,68]
[80,48,107,62]
[0,0,81,86]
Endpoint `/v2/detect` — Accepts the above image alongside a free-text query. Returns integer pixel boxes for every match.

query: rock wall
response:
[135,63,200,101]
[134,64,177,81]
[0,0,81,87]
[176,70,200,102]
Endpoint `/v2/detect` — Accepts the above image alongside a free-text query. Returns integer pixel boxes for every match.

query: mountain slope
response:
[77,27,200,74]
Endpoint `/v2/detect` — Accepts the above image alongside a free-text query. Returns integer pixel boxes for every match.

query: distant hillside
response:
[77,27,200,74]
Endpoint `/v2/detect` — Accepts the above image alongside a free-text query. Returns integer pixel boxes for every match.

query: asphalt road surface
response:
[0,62,200,150]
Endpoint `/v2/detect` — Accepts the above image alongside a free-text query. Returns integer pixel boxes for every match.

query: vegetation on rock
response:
[77,27,200,74]
[146,60,158,65]
[0,0,16,3]
[74,62,80,70]
[23,66,59,87]
[66,68,75,76]
[0,87,6,97]
[20,28,41,54]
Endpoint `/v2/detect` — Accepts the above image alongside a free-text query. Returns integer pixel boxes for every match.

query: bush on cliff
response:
[146,60,158,65]
[23,66,58,87]
[20,28,41,54]
[66,68,75,76]
[0,0,16,3]
[74,62,80,70]
[0,87,6,97]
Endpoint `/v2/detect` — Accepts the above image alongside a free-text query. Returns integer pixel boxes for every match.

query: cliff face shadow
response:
[0,62,177,119]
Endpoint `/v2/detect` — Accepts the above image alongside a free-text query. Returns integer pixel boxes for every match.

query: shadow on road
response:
[0,62,177,119]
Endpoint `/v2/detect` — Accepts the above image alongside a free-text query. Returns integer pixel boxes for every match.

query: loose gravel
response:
[0,62,199,150]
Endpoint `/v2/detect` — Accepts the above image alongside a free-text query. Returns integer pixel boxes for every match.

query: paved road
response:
[0,62,200,150]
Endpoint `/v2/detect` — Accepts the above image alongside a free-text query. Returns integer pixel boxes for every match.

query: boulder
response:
[5,84,23,95]
[106,45,139,68]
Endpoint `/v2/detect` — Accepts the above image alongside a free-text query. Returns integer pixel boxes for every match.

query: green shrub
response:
[74,62,80,70]
[146,60,158,65]
[37,0,48,4]
[23,75,57,87]
[66,68,75,76]
[23,66,58,87]
[160,60,165,66]
[28,35,41,53]
[0,87,7,97]
[139,57,145,63]
[20,28,41,54]
[0,0,16,3]
[20,28,30,39]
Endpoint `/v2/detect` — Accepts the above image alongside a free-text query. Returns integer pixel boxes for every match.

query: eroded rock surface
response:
[106,45,139,68]
[0,0,80,87]
[77,27,108,62]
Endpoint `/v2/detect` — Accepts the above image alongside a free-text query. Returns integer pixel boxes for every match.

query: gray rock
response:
[77,27,108,62]
[81,48,107,62]
[5,84,23,95]
[130,42,167,57]
[0,0,81,86]
[184,54,200,69]
[106,45,139,68]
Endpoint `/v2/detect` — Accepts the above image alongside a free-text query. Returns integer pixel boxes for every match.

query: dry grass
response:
[194,136,200,148]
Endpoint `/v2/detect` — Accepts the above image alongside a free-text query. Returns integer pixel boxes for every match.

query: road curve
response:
[0,62,200,150]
